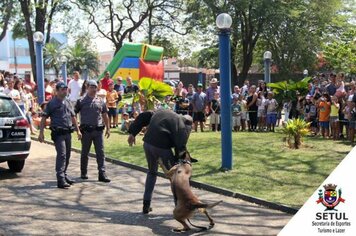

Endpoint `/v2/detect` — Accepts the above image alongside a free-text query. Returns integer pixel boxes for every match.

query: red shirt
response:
[101,77,114,91]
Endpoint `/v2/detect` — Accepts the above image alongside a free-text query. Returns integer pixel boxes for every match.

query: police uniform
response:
[42,93,76,188]
[128,110,193,213]
[75,85,110,182]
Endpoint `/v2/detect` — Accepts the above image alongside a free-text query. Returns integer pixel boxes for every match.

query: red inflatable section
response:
[139,59,164,81]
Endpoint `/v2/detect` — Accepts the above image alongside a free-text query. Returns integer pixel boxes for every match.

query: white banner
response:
[279,147,356,235]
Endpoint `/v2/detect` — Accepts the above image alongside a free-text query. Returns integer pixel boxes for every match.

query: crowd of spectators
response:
[1,69,355,143]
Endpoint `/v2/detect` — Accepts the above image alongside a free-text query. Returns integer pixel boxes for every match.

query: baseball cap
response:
[197,83,203,87]
[87,80,98,87]
[56,82,68,89]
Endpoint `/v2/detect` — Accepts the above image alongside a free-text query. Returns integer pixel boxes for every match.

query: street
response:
[0,141,292,235]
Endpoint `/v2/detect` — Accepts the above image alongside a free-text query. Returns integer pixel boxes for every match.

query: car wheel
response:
[7,160,25,172]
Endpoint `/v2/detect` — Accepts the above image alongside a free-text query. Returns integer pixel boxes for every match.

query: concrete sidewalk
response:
[0,141,292,235]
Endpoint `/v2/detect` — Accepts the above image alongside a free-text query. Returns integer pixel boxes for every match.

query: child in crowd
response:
[318,93,331,138]
[23,85,37,134]
[266,92,278,132]
[256,92,266,131]
[283,100,291,123]
[231,96,242,132]
[97,81,107,103]
[121,112,133,133]
[239,95,247,131]
[106,82,119,128]
[304,95,318,135]
[210,92,221,131]
[330,96,340,140]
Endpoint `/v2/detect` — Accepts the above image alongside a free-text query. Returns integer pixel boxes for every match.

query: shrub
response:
[282,118,310,149]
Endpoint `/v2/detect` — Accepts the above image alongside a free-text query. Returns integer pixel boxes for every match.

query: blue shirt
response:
[42,97,75,128]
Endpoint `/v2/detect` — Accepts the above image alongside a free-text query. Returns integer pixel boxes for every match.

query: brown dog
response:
[158,153,222,232]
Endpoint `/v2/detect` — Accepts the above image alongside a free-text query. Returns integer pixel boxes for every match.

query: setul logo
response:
[316,183,345,211]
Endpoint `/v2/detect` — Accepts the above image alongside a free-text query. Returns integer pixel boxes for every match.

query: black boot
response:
[98,172,111,182]
[57,179,70,189]
[65,175,76,185]
[81,172,88,179]
[143,200,152,214]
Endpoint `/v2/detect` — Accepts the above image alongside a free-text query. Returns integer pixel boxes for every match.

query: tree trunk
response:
[19,0,37,82]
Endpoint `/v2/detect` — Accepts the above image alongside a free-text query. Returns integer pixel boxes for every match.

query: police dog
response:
[158,152,222,232]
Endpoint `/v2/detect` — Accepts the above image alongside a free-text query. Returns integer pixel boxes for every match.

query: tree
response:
[323,27,356,74]
[186,0,284,83]
[18,0,68,82]
[65,36,100,75]
[44,42,61,77]
[191,45,219,69]
[0,0,15,41]
[147,36,179,58]
[260,0,346,77]
[72,0,186,54]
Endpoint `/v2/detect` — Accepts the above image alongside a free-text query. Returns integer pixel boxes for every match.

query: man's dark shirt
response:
[128,110,190,158]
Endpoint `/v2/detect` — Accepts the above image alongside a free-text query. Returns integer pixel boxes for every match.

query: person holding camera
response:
[38,82,82,189]
[75,80,111,183]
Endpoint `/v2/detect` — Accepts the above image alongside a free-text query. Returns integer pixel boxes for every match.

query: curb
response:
[31,137,298,215]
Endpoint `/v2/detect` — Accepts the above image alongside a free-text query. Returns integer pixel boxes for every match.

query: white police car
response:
[0,92,31,172]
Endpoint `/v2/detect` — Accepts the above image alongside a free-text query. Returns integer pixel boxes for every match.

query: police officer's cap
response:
[87,80,98,87]
[56,82,68,90]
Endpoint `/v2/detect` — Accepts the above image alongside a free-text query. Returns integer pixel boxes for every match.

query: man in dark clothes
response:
[127,110,193,214]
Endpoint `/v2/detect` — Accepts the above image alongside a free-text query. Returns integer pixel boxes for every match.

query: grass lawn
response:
[38,128,353,209]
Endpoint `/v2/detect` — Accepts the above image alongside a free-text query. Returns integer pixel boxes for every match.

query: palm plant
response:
[44,42,61,77]
[66,38,99,75]
[267,77,311,103]
[119,78,174,111]
[282,118,310,149]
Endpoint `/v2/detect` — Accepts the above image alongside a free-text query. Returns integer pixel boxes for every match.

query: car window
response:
[0,97,22,117]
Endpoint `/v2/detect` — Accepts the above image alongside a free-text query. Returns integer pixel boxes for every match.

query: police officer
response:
[128,110,193,214]
[38,82,82,189]
[75,80,111,182]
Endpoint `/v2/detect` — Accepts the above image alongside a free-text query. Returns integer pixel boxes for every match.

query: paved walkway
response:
[0,141,292,235]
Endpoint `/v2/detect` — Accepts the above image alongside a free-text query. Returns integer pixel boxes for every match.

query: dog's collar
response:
[180,160,192,166]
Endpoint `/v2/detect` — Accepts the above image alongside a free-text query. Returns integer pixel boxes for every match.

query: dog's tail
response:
[192,200,223,209]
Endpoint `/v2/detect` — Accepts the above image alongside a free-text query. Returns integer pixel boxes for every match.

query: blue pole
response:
[264,59,271,84]
[62,63,67,84]
[35,41,44,105]
[218,30,232,170]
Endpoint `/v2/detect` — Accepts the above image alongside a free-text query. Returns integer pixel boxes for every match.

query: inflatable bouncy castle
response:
[99,43,164,83]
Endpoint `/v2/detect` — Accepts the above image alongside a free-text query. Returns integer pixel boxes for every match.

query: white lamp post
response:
[263,51,272,84]
[60,55,68,84]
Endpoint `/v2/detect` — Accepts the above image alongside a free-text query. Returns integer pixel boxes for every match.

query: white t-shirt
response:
[97,89,107,103]
[4,88,20,99]
[68,79,83,102]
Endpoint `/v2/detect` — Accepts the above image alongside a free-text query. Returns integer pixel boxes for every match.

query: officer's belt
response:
[80,124,105,132]
[50,127,73,135]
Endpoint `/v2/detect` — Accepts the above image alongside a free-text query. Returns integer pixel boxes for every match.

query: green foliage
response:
[267,77,311,103]
[65,36,99,75]
[148,37,179,58]
[191,45,219,68]
[282,118,311,149]
[119,78,174,111]
[0,0,16,41]
[44,42,61,77]
[136,78,174,110]
[323,27,356,74]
